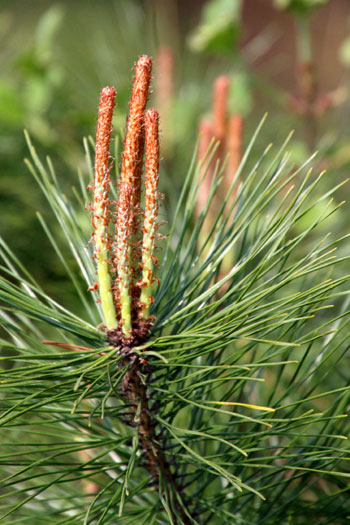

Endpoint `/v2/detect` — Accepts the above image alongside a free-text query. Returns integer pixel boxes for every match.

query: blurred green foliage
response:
[274,0,329,14]
[188,0,241,54]
[340,36,350,66]
[227,71,253,115]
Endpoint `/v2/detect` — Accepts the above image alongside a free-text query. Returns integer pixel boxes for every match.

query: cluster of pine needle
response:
[0,54,349,524]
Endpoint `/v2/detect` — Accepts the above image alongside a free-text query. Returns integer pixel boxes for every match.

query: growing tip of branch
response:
[102,86,116,95]
[135,55,152,73]
[145,108,160,135]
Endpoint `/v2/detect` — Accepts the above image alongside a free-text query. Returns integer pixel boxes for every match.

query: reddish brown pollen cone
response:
[139,109,160,319]
[115,55,153,337]
[91,86,118,331]
[120,55,152,225]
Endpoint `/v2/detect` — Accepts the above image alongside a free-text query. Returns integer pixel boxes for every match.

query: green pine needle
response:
[0,119,349,523]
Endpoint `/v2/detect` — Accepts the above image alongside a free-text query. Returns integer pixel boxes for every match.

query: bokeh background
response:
[1,0,349,311]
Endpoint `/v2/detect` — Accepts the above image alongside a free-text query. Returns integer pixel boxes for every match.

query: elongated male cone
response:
[116,56,153,337]
[91,86,118,330]
[139,108,160,319]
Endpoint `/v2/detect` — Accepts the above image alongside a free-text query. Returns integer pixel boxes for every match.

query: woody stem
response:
[121,352,193,524]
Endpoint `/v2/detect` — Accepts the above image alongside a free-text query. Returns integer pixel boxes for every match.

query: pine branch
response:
[0,55,349,524]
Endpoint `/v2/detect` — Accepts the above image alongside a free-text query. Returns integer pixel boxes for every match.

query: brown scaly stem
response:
[107,330,192,523]
[119,348,193,524]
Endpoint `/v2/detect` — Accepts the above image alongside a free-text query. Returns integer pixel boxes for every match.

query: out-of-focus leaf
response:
[15,5,64,77]
[340,36,350,67]
[35,5,65,62]
[188,0,241,55]
[227,71,252,115]
[0,11,11,39]
[23,77,52,114]
[287,139,309,165]
[274,0,329,14]
[0,80,24,126]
